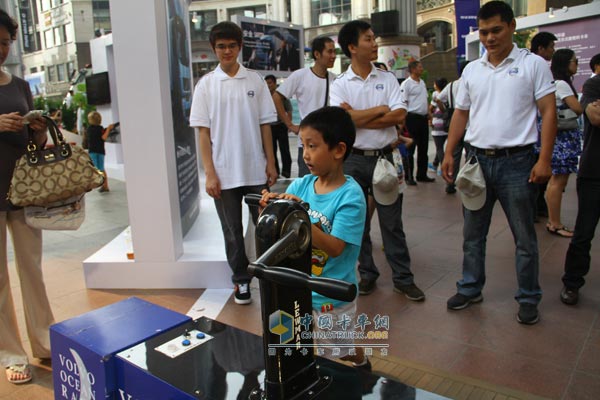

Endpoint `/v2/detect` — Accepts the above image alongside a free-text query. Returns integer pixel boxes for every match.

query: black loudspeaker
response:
[371,10,399,37]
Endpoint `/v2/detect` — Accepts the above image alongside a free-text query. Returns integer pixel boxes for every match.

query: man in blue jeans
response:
[560,75,600,305]
[441,1,556,324]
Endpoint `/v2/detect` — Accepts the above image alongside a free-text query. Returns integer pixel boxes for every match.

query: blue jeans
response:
[343,153,414,286]
[458,148,542,304]
[562,178,600,289]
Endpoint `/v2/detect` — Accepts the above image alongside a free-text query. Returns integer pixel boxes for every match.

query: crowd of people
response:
[2,0,600,388]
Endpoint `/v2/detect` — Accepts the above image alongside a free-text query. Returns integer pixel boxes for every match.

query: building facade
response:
[15,0,111,98]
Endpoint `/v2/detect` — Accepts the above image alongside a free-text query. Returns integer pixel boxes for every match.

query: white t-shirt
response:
[456,44,555,148]
[438,79,470,130]
[189,64,277,190]
[430,91,447,137]
[399,76,428,115]
[276,67,336,147]
[554,79,576,106]
[330,65,406,150]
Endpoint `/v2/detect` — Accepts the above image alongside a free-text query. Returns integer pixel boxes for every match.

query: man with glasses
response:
[189,21,278,305]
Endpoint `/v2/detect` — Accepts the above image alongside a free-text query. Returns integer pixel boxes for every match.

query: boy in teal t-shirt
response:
[260,106,367,367]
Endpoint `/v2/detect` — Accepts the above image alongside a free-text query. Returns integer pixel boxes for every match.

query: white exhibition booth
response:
[83,0,242,289]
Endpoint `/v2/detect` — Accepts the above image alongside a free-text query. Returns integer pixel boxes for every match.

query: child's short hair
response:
[88,111,102,125]
[338,20,371,59]
[209,21,242,49]
[299,107,355,160]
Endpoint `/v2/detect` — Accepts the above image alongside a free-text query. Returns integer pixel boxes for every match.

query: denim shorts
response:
[89,152,105,171]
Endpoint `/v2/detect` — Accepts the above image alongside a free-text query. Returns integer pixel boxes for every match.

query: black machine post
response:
[244,194,356,400]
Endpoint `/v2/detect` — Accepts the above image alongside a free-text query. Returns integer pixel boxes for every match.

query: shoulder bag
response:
[8,115,105,207]
[24,194,85,230]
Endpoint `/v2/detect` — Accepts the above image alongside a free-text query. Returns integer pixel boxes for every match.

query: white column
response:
[291,0,303,25]
[109,0,183,263]
[272,0,286,22]
[302,0,311,28]
[378,0,416,35]
[352,1,369,19]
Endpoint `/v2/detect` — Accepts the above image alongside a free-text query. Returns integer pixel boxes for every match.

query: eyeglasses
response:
[215,43,239,51]
[571,58,578,65]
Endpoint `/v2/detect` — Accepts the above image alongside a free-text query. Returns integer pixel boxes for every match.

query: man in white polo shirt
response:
[189,22,278,305]
[441,1,556,324]
[400,60,433,184]
[272,36,337,177]
[330,20,424,301]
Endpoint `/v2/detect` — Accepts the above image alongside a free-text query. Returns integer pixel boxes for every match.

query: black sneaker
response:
[394,283,425,301]
[560,286,579,305]
[406,178,417,186]
[445,184,456,194]
[517,303,539,325]
[447,292,483,310]
[234,283,252,305]
[358,279,376,295]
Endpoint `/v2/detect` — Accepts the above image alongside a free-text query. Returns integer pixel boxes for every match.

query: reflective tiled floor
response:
[2,139,599,399]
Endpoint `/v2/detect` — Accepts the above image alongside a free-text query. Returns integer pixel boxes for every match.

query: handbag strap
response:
[25,115,71,165]
[27,115,66,150]
[324,73,329,107]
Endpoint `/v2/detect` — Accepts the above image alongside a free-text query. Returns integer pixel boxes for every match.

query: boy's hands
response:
[259,189,302,211]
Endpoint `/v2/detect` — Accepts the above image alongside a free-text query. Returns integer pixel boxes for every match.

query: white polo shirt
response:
[276,67,336,119]
[189,64,277,190]
[456,44,555,148]
[399,76,428,115]
[330,65,406,150]
[277,67,336,148]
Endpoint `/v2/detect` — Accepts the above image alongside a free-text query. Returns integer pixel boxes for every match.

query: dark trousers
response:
[562,178,600,289]
[406,113,430,179]
[343,153,414,286]
[213,184,265,284]
[432,135,447,168]
[297,146,310,177]
[271,123,291,177]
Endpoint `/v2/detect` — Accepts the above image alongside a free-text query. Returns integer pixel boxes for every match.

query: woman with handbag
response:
[0,10,55,384]
[545,49,583,238]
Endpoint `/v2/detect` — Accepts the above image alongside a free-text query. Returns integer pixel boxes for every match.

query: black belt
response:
[407,113,428,120]
[351,145,393,157]
[468,144,534,158]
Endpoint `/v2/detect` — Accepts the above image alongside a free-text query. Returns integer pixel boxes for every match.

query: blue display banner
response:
[455,0,480,70]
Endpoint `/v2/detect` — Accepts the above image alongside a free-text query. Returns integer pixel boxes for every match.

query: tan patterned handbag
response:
[8,116,105,207]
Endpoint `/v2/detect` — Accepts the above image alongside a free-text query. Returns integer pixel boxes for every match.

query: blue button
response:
[196,332,205,339]
[182,339,191,346]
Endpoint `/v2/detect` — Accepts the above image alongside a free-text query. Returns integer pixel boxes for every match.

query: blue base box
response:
[50,297,191,400]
